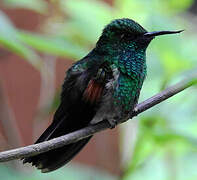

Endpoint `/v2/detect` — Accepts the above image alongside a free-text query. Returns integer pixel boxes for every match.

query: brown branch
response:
[0,74,196,162]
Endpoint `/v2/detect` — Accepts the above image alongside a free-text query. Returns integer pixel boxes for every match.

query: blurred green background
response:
[0,0,197,179]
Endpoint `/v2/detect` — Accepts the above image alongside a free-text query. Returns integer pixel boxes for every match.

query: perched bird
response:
[23,18,182,172]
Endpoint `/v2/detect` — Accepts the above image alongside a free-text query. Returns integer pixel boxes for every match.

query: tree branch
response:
[0,74,196,163]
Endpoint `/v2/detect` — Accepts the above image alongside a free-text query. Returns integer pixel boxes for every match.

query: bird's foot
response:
[108,118,118,129]
[129,106,138,118]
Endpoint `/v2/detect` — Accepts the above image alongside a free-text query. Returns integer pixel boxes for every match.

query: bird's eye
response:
[117,32,139,40]
[124,33,139,40]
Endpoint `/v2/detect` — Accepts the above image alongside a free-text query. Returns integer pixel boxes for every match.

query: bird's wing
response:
[23,57,113,172]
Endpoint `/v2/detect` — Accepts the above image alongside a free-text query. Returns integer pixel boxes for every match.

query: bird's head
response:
[96,18,183,54]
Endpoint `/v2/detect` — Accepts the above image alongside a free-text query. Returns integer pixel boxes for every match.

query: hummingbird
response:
[23,18,182,172]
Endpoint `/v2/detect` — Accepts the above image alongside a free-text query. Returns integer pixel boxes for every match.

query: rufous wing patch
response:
[83,79,104,104]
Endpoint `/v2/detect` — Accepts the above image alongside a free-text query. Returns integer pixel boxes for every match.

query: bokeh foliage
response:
[0,0,197,179]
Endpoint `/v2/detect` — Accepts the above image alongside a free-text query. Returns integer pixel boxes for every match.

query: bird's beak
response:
[144,30,184,37]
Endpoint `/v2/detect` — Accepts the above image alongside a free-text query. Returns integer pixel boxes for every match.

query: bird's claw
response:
[108,119,118,129]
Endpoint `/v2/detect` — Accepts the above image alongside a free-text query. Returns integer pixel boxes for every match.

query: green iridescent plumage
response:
[23,18,182,172]
[102,18,147,37]
[93,19,149,111]
[71,19,150,112]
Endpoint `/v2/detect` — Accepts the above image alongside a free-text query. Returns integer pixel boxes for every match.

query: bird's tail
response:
[23,115,92,173]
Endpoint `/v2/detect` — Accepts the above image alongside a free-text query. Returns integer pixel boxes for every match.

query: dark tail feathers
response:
[23,116,92,173]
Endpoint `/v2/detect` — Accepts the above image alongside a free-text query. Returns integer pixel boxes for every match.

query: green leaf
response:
[114,0,150,21]
[60,0,113,42]
[164,0,194,13]
[17,31,88,59]
[0,11,42,69]
[2,0,48,14]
